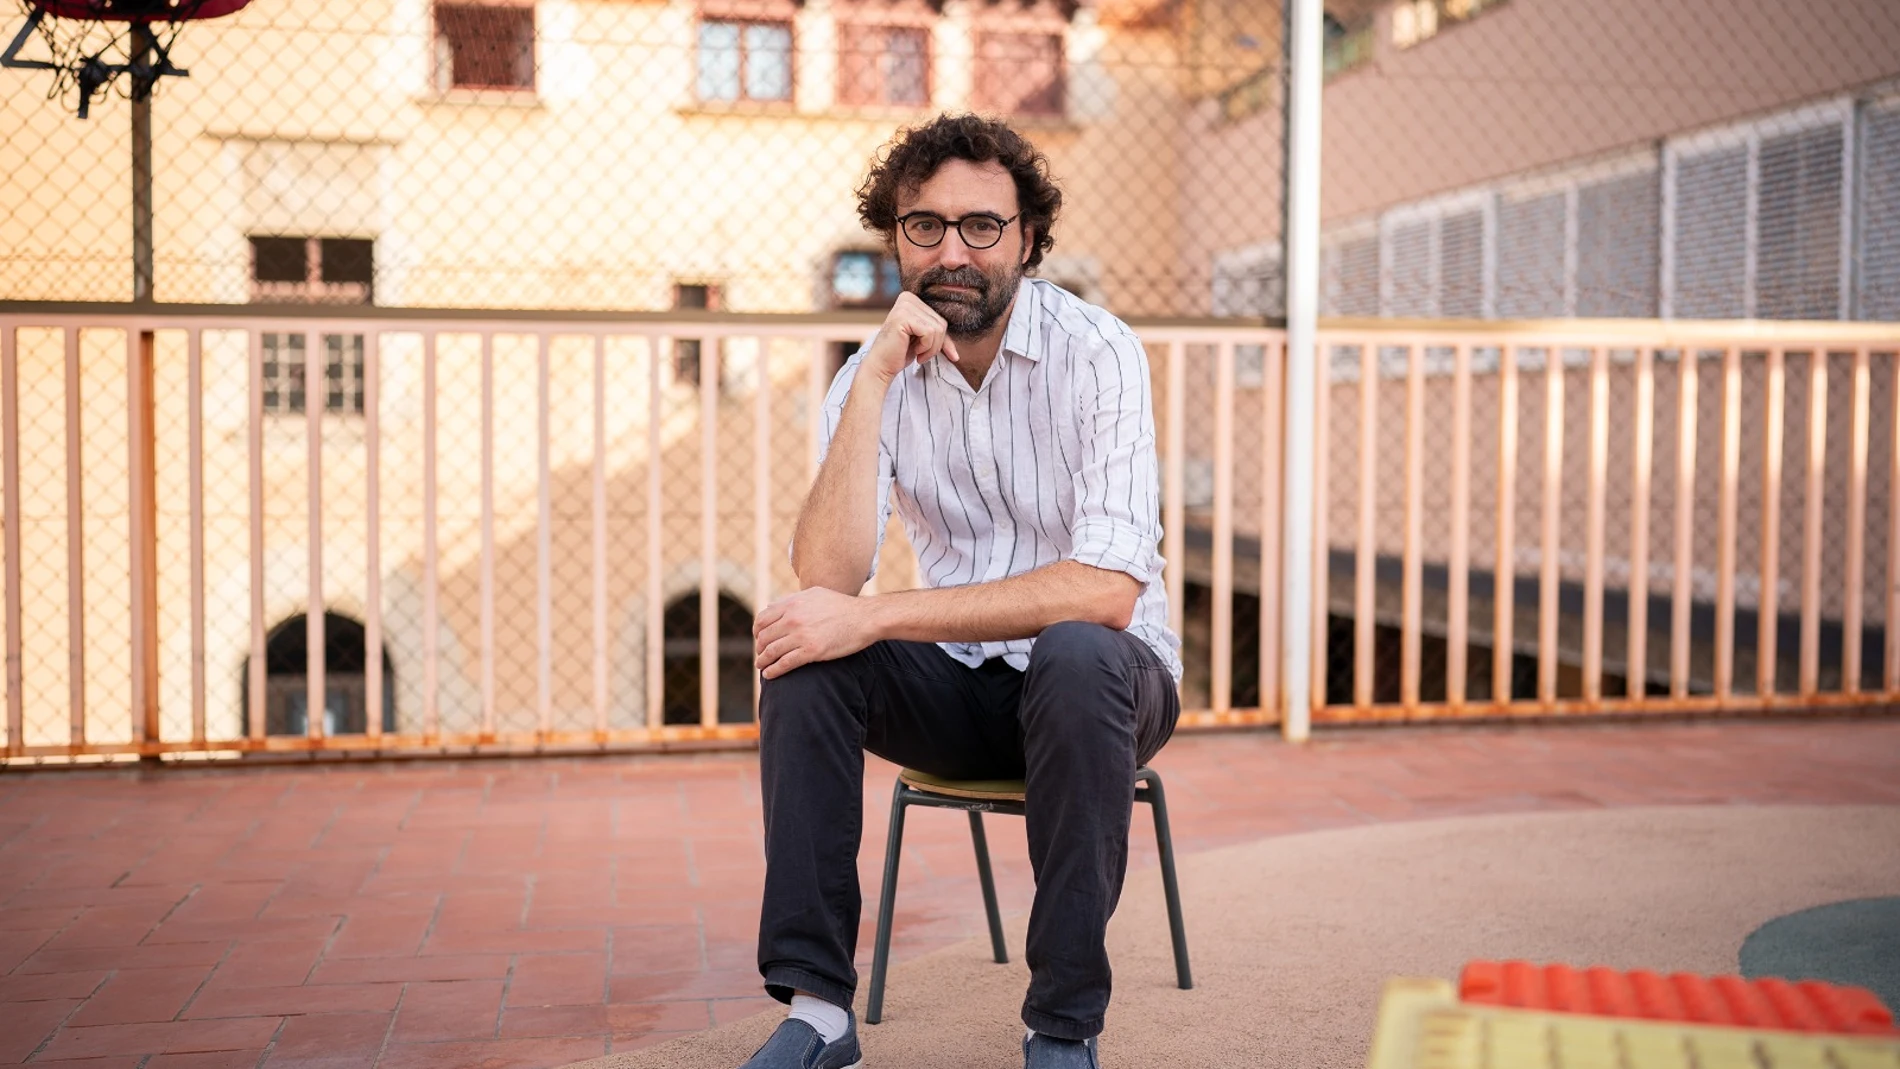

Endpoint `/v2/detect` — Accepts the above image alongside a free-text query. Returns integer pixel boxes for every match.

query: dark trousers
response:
[756,621,1180,1041]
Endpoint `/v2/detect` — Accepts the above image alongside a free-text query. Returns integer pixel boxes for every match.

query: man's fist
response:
[753,587,881,679]
[862,292,961,383]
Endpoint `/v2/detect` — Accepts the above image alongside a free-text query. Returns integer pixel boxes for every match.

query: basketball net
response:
[1,1,209,118]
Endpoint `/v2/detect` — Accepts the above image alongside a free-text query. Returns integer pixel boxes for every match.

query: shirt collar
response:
[999,276,1043,362]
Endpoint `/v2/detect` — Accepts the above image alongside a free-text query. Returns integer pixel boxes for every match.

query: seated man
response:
[745,113,1184,1069]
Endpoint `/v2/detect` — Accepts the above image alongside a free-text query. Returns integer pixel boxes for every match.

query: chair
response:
[864,764,1192,1025]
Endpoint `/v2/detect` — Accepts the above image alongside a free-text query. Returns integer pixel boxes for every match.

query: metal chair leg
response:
[866,780,910,1025]
[968,811,1008,964]
[1139,767,1193,990]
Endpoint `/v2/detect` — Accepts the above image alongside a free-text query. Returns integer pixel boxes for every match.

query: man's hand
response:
[753,587,881,680]
[861,292,960,383]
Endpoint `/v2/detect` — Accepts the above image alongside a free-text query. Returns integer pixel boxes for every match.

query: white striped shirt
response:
[816,277,1182,682]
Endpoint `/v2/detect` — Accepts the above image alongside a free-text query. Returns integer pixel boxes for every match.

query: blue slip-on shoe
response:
[738,1016,864,1069]
[1023,1032,1100,1069]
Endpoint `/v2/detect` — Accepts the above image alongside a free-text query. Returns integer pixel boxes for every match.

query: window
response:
[1323,12,1375,79]
[1212,245,1283,319]
[244,612,395,736]
[1494,166,1661,319]
[1390,0,1438,49]
[1671,148,1747,318]
[434,3,536,92]
[830,250,902,309]
[838,23,929,107]
[1665,104,1849,320]
[248,235,375,305]
[661,591,756,725]
[261,334,367,416]
[1314,152,1661,321]
[974,32,1063,116]
[1321,233,1379,317]
[1386,218,1432,317]
[1439,208,1485,318]
[1303,95,1893,324]
[1496,192,1566,318]
[673,282,721,388]
[1757,126,1844,320]
[1575,171,1660,318]
[697,19,793,103]
[1862,99,1900,321]
[1392,0,1509,49]
[1378,193,1490,318]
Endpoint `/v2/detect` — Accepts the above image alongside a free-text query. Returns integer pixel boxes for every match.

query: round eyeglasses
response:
[897,212,1020,250]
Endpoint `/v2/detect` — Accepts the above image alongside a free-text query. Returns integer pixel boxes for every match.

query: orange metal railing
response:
[1295,320,1899,724]
[1,308,1894,763]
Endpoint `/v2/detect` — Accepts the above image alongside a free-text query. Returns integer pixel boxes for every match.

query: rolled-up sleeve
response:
[1067,331,1163,585]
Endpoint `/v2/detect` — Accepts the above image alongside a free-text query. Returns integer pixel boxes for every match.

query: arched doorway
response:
[244,612,396,736]
[661,591,755,725]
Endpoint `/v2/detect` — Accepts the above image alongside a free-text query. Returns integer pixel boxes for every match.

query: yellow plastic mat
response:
[1366,977,1900,1069]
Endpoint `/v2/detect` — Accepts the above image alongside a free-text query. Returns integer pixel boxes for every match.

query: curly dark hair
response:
[856,113,1063,273]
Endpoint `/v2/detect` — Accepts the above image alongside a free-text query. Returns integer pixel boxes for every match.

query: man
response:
[744,113,1182,1069]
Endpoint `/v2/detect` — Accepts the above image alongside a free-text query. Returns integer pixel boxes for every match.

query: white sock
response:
[789,994,850,1044]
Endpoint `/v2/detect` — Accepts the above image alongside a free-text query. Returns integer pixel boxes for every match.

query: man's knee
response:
[1023,622,1139,739]
[1028,621,1123,680]
[759,654,850,699]
[758,656,861,741]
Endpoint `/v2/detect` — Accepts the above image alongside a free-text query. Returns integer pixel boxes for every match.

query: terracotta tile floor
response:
[3,718,1899,1068]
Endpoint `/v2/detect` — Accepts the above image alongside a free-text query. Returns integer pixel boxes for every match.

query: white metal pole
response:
[1280,0,1323,742]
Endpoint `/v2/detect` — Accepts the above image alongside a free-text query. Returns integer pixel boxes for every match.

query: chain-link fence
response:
[1,0,1283,317]
[1311,0,1900,324]
[4,0,1900,756]
[8,1,1893,321]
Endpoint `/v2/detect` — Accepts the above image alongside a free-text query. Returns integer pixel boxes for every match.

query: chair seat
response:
[898,768,1027,802]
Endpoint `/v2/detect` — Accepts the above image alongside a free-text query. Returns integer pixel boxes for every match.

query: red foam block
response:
[1458,961,1897,1036]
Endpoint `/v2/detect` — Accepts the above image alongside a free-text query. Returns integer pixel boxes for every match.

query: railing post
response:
[422,332,440,740]
[66,328,86,749]
[700,332,720,729]
[1211,343,1235,717]
[2,324,21,757]
[247,330,265,742]
[1401,343,1423,712]
[1446,342,1472,708]
[188,330,206,745]
[1257,335,1284,720]
[645,335,664,731]
[305,327,324,741]
[130,327,160,751]
[364,331,382,739]
[753,336,773,719]
[536,333,553,740]
[1164,342,1185,649]
[592,334,609,738]
[1278,0,1323,741]
[480,332,495,739]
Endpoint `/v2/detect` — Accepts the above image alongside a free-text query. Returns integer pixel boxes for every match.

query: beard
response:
[902,261,1021,339]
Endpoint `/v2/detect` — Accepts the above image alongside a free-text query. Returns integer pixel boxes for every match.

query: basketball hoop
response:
[2,0,253,118]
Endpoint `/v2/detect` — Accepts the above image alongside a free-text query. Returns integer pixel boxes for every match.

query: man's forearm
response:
[791,375,891,593]
[864,561,1140,645]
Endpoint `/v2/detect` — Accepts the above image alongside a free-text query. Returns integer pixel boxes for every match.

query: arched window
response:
[662,591,756,725]
[244,612,395,736]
